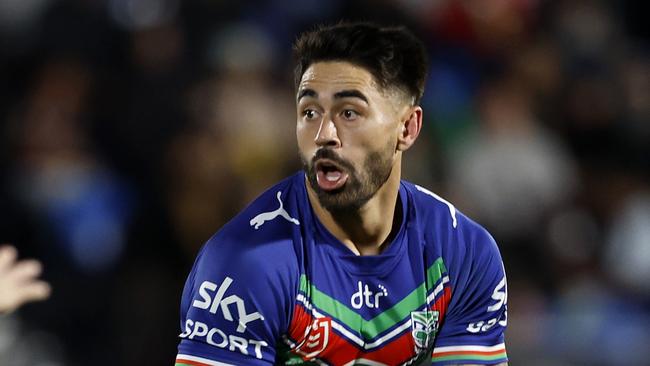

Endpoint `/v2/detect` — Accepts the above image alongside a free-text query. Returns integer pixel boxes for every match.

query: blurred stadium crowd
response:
[0,0,648,365]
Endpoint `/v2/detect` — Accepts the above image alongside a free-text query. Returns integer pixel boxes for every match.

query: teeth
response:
[325,171,342,181]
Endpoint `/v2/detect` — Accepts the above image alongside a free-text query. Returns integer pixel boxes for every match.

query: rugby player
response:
[175,22,508,366]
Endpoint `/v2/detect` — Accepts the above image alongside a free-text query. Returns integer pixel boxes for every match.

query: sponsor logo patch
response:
[249,191,300,229]
[192,276,264,332]
[295,317,331,359]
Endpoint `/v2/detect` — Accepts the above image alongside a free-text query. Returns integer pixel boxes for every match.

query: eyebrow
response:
[297,88,369,104]
[297,88,317,101]
[334,90,369,104]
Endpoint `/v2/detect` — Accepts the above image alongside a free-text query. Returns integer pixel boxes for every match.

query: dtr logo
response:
[350,281,388,309]
[192,277,264,332]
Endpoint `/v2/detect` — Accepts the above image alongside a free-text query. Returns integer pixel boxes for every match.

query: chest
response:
[278,239,450,366]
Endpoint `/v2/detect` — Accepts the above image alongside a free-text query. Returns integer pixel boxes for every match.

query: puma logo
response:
[249,191,300,230]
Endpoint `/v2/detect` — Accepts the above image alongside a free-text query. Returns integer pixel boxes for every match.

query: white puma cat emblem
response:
[249,191,300,230]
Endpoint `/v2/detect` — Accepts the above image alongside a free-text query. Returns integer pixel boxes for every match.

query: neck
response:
[306,161,402,256]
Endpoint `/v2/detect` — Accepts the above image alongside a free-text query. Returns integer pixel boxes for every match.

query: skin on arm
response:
[0,245,51,314]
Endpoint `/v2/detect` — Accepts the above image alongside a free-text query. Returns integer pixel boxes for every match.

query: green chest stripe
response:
[298,257,448,340]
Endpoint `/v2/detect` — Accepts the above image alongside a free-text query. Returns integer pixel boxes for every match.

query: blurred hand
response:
[0,245,51,314]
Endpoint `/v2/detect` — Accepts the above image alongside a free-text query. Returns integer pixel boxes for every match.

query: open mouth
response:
[315,159,349,191]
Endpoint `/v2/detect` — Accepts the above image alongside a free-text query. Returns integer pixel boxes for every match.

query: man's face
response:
[296,61,406,212]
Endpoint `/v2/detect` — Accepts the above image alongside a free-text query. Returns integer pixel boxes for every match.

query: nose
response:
[314,118,341,148]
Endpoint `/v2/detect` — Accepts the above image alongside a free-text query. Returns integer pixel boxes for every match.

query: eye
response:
[302,109,319,121]
[342,109,359,121]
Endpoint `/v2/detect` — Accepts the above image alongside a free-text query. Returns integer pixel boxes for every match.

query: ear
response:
[396,106,422,152]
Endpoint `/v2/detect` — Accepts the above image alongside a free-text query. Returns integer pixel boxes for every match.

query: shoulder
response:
[187,173,308,310]
[177,175,307,362]
[203,173,306,271]
[403,181,503,282]
[403,180,498,250]
[402,181,459,231]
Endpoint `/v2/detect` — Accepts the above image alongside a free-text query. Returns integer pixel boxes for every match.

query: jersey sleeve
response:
[432,219,508,365]
[176,232,297,365]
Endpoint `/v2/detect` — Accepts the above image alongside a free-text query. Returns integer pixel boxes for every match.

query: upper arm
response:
[432,223,508,365]
[176,236,297,365]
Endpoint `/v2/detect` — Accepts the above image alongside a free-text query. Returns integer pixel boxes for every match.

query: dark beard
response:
[301,143,394,213]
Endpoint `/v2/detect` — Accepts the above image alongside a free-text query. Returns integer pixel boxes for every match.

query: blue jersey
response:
[176,172,508,365]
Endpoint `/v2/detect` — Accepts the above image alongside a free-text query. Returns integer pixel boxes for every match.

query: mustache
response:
[311,149,355,172]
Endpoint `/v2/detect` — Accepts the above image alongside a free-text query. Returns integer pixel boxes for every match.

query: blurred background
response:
[0,0,648,365]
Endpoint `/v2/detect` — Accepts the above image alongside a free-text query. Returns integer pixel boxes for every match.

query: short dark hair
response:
[293,22,428,105]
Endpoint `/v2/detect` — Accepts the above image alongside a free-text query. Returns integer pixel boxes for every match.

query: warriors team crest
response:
[410,310,439,352]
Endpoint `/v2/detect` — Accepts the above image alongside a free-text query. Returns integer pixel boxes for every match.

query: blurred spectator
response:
[4,56,136,365]
[8,58,134,275]
[447,75,577,240]
[605,190,650,297]
[165,22,298,256]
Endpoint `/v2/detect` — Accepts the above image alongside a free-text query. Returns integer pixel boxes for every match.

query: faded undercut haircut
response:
[293,22,428,105]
